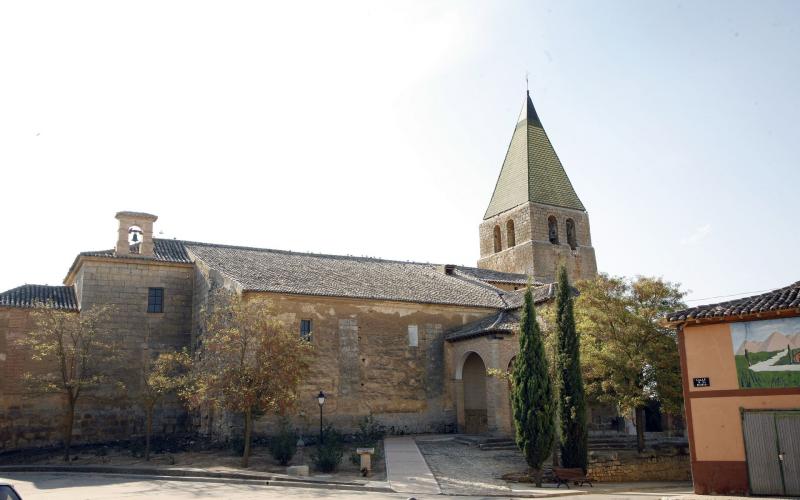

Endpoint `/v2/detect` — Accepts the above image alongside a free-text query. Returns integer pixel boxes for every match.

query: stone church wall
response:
[193,288,494,439]
[0,306,64,450]
[258,293,492,437]
[72,258,195,440]
[0,257,195,452]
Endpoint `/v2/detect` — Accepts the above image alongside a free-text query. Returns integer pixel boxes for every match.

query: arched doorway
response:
[462,352,488,434]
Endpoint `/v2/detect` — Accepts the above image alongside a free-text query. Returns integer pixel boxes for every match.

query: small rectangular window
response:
[147,287,164,313]
[300,319,312,341]
[408,324,418,347]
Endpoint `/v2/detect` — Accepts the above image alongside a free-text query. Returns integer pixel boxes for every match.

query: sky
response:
[1,0,798,303]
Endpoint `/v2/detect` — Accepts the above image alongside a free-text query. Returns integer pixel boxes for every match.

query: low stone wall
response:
[587,449,691,482]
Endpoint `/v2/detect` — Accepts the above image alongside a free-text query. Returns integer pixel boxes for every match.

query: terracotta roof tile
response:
[70,238,552,309]
[666,281,800,323]
[0,285,78,311]
[183,241,516,308]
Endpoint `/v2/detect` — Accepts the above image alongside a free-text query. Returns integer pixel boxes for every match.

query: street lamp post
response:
[317,390,326,445]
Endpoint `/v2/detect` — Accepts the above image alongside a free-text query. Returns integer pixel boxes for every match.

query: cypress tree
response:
[512,285,555,486]
[555,265,588,471]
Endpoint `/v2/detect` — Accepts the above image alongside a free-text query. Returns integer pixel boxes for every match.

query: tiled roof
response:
[70,238,553,309]
[78,239,192,263]
[183,241,516,308]
[454,267,531,285]
[446,284,556,342]
[484,91,585,219]
[666,281,800,323]
[446,309,520,342]
[0,285,78,311]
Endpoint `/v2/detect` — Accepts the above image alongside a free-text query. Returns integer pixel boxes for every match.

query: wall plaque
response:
[693,377,711,387]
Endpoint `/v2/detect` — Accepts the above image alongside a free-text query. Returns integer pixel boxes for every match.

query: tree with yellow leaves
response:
[17,303,119,461]
[189,293,313,467]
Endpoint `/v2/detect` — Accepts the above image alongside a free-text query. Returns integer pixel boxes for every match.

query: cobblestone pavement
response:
[415,436,531,496]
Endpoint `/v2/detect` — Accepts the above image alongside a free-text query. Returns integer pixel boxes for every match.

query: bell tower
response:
[115,211,158,257]
[478,91,597,284]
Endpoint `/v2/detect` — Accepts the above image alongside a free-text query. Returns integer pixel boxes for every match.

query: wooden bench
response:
[552,467,592,488]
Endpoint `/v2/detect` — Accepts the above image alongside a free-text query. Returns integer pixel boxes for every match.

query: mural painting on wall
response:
[731,317,800,388]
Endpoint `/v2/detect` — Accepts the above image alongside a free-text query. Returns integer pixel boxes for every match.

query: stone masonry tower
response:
[115,211,158,257]
[478,91,597,284]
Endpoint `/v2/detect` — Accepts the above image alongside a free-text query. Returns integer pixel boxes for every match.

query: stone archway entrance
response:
[462,352,488,434]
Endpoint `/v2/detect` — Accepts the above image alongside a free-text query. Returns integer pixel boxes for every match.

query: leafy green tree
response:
[17,304,119,461]
[188,293,313,467]
[555,266,588,471]
[512,286,555,486]
[575,274,685,452]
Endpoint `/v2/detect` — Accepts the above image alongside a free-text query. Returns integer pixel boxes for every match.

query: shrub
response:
[349,415,385,465]
[312,425,344,472]
[268,419,298,466]
[354,415,385,444]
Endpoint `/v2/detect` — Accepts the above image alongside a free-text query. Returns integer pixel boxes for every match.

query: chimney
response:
[115,211,158,257]
[441,264,456,275]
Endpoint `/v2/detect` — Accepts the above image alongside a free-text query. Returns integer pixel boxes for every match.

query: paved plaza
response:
[0,435,697,499]
[0,472,699,500]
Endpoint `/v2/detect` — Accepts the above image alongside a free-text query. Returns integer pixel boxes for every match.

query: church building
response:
[0,91,597,449]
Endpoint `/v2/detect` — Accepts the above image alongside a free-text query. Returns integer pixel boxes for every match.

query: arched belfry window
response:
[566,218,577,250]
[493,225,502,253]
[547,216,559,245]
[128,225,143,253]
[506,220,516,247]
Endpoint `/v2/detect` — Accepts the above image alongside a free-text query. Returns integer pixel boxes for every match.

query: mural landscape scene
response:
[731,318,800,388]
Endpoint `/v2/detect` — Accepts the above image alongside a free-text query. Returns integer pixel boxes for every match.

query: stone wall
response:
[478,202,597,283]
[74,257,194,353]
[0,306,62,450]
[587,449,691,482]
[0,256,195,452]
[72,257,195,442]
[190,283,495,439]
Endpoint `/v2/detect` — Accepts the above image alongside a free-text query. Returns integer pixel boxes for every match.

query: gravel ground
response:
[415,436,530,496]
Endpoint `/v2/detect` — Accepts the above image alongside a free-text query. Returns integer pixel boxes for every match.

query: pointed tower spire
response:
[484,91,584,219]
[477,90,597,284]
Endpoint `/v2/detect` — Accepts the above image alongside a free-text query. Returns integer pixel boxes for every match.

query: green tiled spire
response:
[484,91,585,219]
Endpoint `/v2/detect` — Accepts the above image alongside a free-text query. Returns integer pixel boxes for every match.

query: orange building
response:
[666,282,800,496]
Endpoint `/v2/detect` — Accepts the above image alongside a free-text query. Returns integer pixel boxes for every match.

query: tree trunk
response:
[532,467,543,487]
[145,404,153,461]
[63,397,75,462]
[242,407,252,468]
[635,406,646,453]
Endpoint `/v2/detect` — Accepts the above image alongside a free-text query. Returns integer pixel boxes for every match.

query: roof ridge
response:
[173,238,455,268]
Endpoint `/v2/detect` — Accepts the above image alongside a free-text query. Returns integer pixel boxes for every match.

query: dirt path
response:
[750,349,800,372]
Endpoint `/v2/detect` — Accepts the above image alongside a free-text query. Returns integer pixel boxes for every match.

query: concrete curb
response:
[0,465,394,493]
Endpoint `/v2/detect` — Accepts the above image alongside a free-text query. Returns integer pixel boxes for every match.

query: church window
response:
[300,319,312,341]
[506,220,515,247]
[147,287,164,313]
[566,218,577,250]
[547,216,559,245]
[493,225,502,252]
[408,325,419,347]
